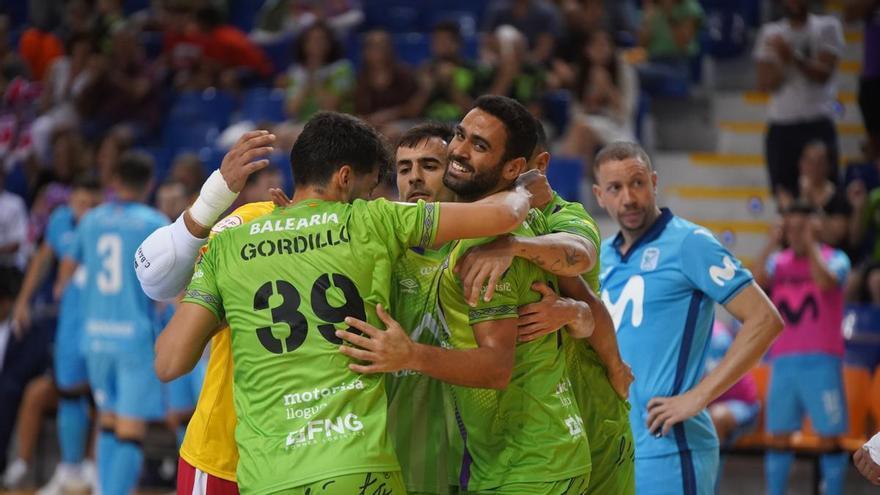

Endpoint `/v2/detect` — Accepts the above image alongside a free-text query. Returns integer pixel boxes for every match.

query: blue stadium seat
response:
[228,0,267,32]
[240,87,288,123]
[124,0,151,15]
[393,33,431,67]
[198,147,228,175]
[137,146,173,182]
[162,120,220,153]
[257,33,295,76]
[546,156,584,203]
[844,162,880,192]
[168,89,236,129]
[0,0,28,29]
[269,152,294,193]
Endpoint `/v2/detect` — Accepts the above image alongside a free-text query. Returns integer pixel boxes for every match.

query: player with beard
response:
[455,120,636,494]
[338,96,593,494]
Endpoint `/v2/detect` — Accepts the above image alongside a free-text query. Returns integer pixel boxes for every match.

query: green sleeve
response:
[182,236,224,321]
[463,248,527,326]
[365,199,441,252]
[545,203,602,253]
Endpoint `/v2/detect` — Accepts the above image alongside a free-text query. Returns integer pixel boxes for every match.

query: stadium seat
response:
[545,156,583,203]
[240,87,288,123]
[168,89,237,130]
[163,120,220,153]
[393,33,431,67]
[227,0,267,32]
[843,304,880,370]
[198,147,228,175]
[543,90,572,136]
[257,33,295,76]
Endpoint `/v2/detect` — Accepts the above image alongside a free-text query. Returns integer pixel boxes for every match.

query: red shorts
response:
[177,457,239,495]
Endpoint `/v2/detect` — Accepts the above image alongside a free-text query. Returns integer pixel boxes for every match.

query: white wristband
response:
[189,170,238,228]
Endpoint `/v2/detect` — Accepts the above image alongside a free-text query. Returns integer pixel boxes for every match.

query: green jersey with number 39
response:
[435,209,590,492]
[183,198,440,495]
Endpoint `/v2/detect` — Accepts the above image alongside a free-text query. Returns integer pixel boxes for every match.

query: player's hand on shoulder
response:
[607,361,634,400]
[269,188,293,207]
[646,390,707,437]
[338,304,414,374]
[220,130,276,193]
[456,236,515,306]
[514,170,552,209]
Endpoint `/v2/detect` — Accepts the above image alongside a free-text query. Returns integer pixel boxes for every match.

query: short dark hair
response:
[472,95,536,164]
[432,20,461,40]
[294,21,343,65]
[72,174,102,192]
[532,118,548,157]
[592,141,653,178]
[115,151,155,192]
[290,112,391,186]
[782,199,817,216]
[396,123,453,150]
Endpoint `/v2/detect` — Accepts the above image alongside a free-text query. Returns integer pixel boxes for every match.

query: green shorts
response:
[286,471,407,494]
[571,349,635,495]
[462,474,590,495]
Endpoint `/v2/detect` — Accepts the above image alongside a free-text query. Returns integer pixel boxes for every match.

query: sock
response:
[176,424,188,450]
[57,397,89,465]
[765,450,795,495]
[106,438,143,495]
[820,452,848,495]
[96,429,117,494]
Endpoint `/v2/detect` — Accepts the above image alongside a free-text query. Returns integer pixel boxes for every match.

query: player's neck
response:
[290,185,340,204]
[619,207,662,254]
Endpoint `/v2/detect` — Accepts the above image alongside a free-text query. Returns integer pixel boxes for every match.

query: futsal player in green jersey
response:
[154,112,552,495]
[339,97,594,494]
[458,122,636,494]
[387,123,457,495]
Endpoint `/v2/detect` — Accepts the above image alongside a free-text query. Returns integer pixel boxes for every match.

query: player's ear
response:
[502,157,527,182]
[337,165,352,188]
[592,183,604,207]
[534,151,550,174]
[651,170,658,192]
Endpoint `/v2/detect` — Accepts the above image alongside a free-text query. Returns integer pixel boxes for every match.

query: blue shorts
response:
[53,315,88,390]
[167,357,207,413]
[766,354,848,436]
[86,350,165,420]
[635,449,719,495]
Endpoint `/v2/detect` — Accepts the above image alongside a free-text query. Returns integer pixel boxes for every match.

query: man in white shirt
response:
[0,171,27,270]
[754,0,844,199]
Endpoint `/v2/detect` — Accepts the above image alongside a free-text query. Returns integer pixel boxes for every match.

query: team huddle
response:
[56,94,783,495]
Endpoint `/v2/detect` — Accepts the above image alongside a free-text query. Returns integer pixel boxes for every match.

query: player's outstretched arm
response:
[431,170,552,248]
[339,305,517,389]
[646,284,783,436]
[155,303,221,382]
[136,131,275,301]
[456,232,597,305]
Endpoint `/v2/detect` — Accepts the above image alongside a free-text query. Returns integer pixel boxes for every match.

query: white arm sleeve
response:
[135,213,208,302]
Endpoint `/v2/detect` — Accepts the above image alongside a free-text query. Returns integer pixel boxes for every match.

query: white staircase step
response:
[714,91,862,125]
[654,153,768,187]
[717,121,865,156]
[661,186,775,222]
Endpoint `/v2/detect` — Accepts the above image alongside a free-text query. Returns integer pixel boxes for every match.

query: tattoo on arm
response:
[564,247,583,267]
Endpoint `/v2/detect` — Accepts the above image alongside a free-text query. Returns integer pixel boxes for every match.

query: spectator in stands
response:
[482,0,562,65]
[95,128,132,192]
[754,200,851,495]
[777,141,853,251]
[281,21,354,121]
[844,172,880,304]
[92,0,126,54]
[354,29,420,133]
[30,33,98,165]
[77,25,160,142]
[17,2,63,82]
[485,27,546,117]
[845,0,880,161]
[559,29,637,157]
[755,0,844,198]
[252,0,364,42]
[169,152,206,201]
[194,6,273,86]
[706,321,760,448]
[636,0,704,93]
[413,21,485,122]
[231,166,283,210]
[0,169,27,270]
[554,0,638,81]
[155,180,189,221]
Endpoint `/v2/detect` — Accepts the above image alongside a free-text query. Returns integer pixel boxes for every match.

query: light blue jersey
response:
[68,201,168,355]
[599,209,753,460]
[46,206,89,388]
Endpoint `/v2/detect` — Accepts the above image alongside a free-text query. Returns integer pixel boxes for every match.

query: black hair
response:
[532,118,548,156]
[432,20,462,41]
[575,29,619,96]
[472,95,536,164]
[114,151,155,192]
[290,112,391,186]
[195,6,224,30]
[782,199,817,216]
[593,141,652,178]
[72,174,102,192]
[294,21,343,65]
[396,122,454,150]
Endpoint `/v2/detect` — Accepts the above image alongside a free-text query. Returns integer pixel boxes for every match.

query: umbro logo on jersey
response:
[709,256,737,286]
[641,247,660,271]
